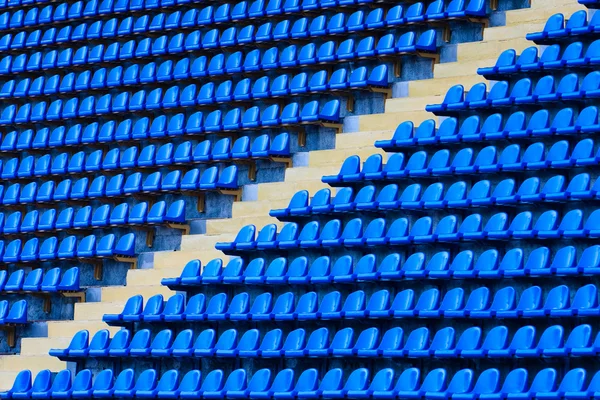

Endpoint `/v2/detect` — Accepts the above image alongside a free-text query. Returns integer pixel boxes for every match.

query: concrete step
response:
[457,38,532,62]
[0,372,19,391]
[335,130,394,149]
[433,58,498,79]
[483,22,545,41]
[531,0,584,7]
[73,302,125,321]
[101,285,173,303]
[180,234,232,252]
[382,95,437,112]
[506,3,585,25]
[284,165,339,182]
[47,320,119,339]
[126,267,185,285]
[407,76,486,98]
[0,356,65,373]
[257,179,330,202]
[19,337,71,356]
[232,200,288,219]
[308,147,385,168]
[358,111,433,131]
[154,249,227,269]
[207,216,283,235]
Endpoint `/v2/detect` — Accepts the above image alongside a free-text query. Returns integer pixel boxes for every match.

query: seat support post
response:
[197,193,206,213]
[0,326,15,347]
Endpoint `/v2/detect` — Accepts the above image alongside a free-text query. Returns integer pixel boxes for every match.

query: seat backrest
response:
[517,286,542,311]
[194,329,216,351]
[529,369,557,393]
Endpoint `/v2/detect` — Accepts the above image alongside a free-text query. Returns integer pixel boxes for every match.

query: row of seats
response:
[0,0,60,12]
[427,71,600,115]
[0,232,136,264]
[0,166,239,208]
[4,367,597,400]
[0,266,79,293]
[162,244,600,288]
[0,31,436,76]
[155,134,290,164]
[0,24,428,60]
[51,323,600,361]
[527,10,597,43]
[0,0,374,32]
[0,200,185,236]
[273,174,595,218]
[323,139,600,186]
[0,117,286,153]
[219,209,600,254]
[0,2,482,52]
[0,299,26,324]
[375,106,600,149]
[0,99,340,134]
[0,137,286,182]
[104,283,600,324]
[0,89,343,127]
[478,42,600,80]
[0,65,387,103]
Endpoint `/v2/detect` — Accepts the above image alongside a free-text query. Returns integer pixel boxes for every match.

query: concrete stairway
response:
[0,0,585,390]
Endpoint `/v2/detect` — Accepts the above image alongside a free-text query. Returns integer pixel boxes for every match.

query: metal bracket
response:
[321,122,343,134]
[371,87,392,100]
[219,189,242,202]
[114,255,138,270]
[166,222,191,235]
[269,157,293,169]
[62,291,86,304]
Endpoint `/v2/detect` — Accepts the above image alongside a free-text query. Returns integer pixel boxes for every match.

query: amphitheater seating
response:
[0,139,289,182]
[0,233,136,280]
[526,10,596,42]
[162,244,600,288]
[0,200,187,245]
[3,367,599,399]
[427,73,600,115]
[0,0,486,35]
[5,0,597,395]
[0,122,292,155]
[374,107,600,148]
[218,208,600,253]
[0,97,342,131]
[0,266,79,293]
[104,283,600,324]
[0,232,135,261]
[321,139,600,186]
[50,323,600,360]
[0,0,382,32]
[270,174,599,217]
[0,165,240,209]
[0,66,389,105]
[478,42,600,80]
[0,5,475,52]
[0,30,436,78]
